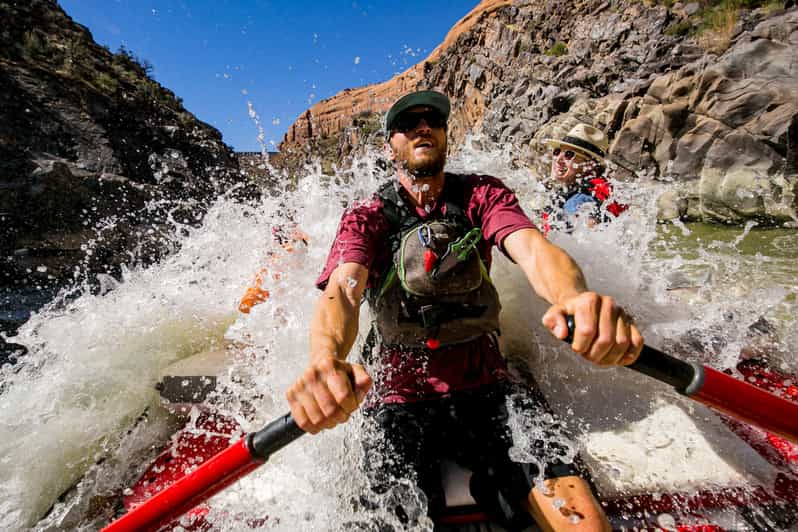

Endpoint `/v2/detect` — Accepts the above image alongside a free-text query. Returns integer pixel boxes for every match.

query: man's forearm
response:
[527,242,588,304]
[309,285,360,362]
[504,228,588,305]
[309,261,371,362]
[289,262,372,434]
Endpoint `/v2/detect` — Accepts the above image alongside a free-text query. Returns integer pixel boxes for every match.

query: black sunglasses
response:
[552,147,577,160]
[391,110,447,133]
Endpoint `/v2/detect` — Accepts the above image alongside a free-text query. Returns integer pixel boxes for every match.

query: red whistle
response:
[426,338,441,350]
[423,249,437,273]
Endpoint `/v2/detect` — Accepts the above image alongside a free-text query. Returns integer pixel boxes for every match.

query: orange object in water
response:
[238,226,309,314]
[238,269,270,314]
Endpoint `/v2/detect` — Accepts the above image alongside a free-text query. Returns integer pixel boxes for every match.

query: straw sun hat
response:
[544,123,608,162]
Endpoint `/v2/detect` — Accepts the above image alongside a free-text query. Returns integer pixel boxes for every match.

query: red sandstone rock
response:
[280,0,511,150]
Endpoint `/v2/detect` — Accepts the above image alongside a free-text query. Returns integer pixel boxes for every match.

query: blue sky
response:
[58,0,479,152]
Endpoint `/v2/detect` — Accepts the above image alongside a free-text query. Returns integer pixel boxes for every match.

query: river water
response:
[1,144,796,530]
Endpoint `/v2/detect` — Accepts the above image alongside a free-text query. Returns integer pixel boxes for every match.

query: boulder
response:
[699,168,798,223]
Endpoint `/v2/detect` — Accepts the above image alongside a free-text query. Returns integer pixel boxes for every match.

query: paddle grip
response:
[249,412,305,460]
[563,315,703,393]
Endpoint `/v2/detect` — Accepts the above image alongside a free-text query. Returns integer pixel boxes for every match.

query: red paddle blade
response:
[691,365,798,445]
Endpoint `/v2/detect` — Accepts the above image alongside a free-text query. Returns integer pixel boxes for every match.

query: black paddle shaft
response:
[249,317,708,459]
[248,413,306,459]
[564,316,705,395]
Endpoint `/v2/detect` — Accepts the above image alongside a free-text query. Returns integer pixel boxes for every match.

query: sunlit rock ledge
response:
[280,0,798,225]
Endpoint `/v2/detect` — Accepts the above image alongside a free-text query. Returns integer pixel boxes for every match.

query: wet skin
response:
[385,106,448,195]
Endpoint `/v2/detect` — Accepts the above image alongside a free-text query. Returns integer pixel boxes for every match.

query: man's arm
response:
[286,262,373,434]
[309,262,368,363]
[503,228,642,366]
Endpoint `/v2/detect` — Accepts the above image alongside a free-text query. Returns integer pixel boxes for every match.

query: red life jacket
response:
[587,177,628,217]
[541,176,628,237]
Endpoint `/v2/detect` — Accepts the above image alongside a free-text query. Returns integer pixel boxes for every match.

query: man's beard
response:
[397,147,446,179]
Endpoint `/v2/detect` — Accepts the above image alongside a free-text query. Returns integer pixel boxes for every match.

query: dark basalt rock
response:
[0,0,254,294]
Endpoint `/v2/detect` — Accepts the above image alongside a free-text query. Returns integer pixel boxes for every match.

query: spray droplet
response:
[657,513,676,529]
[424,204,431,213]
[346,276,358,288]
[421,183,430,192]
[552,498,565,509]
[569,514,581,524]
[535,480,553,496]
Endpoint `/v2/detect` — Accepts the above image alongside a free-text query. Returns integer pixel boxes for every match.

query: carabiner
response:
[417,225,433,248]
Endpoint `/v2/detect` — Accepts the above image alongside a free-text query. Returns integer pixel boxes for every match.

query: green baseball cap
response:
[384,90,450,134]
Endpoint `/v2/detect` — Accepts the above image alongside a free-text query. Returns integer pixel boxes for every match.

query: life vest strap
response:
[398,300,488,329]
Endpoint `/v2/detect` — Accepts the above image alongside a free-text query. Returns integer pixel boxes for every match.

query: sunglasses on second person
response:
[552,147,580,160]
[392,110,447,133]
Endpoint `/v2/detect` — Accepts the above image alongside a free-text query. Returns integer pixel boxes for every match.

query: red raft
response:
[114,356,798,532]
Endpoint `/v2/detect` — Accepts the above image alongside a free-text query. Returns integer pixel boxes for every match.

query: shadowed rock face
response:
[0,0,250,292]
[281,0,798,225]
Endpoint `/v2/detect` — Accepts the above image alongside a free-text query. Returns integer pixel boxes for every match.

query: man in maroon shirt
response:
[286,90,643,531]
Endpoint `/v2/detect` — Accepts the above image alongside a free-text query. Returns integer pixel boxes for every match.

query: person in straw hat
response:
[541,124,627,234]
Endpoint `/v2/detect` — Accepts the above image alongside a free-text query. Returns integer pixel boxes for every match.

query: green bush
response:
[697,0,782,28]
[114,45,153,76]
[657,0,783,52]
[545,41,568,57]
[94,72,119,93]
[665,20,693,36]
[23,30,47,57]
[64,36,91,75]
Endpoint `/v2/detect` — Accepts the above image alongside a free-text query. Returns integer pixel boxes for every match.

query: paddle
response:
[564,316,798,445]
[102,413,305,532]
[104,320,798,531]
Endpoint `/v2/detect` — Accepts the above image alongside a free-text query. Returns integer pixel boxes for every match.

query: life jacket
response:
[366,174,501,349]
[238,269,270,313]
[541,175,628,236]
[586,177,628,217]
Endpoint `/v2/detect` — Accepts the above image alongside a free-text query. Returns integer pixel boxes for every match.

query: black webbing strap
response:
[398,301,488,328]
[377,173,470,238]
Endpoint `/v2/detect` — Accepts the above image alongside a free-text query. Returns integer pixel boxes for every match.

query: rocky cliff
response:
[281,0,512,148]
[280,0,798,225]
[0,0,248,293]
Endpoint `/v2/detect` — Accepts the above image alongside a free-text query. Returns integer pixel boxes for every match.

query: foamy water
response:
[0,141,795,530]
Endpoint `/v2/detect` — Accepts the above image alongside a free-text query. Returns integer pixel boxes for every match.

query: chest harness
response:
[366,174,501,350]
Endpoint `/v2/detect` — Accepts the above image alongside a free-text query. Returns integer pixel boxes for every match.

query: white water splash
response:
[0,139,794,530]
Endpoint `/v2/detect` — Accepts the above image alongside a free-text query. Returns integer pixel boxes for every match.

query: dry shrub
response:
[696,2,740,53]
